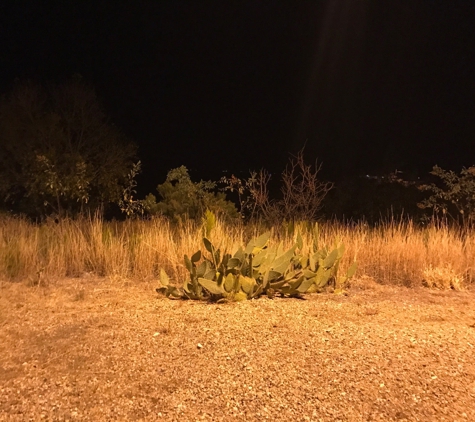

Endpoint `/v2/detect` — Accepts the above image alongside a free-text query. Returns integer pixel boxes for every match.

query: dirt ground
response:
[0,276,474,422]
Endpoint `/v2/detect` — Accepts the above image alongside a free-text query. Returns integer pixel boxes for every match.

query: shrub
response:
[417,165,475,226]
[144,166,238,222]
[221,148,332,223]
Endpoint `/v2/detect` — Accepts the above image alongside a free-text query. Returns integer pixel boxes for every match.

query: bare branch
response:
[279,148,333,221]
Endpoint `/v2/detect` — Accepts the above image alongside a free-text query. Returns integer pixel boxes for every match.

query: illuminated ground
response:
[1,277,474,421]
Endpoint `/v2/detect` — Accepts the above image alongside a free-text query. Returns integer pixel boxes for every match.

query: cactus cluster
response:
[156,223,356,301]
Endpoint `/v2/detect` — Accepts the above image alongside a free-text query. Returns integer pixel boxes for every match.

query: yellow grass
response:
[0,215,473,289]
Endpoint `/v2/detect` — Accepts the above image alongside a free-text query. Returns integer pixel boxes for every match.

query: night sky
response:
[1,1,474,194]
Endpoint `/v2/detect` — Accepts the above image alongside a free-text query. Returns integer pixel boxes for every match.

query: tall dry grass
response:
[0,215,473,289]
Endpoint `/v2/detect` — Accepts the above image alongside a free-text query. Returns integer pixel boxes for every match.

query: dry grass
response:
[0,215,474,289]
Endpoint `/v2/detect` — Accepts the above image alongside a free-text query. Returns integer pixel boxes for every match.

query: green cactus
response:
[156,224,357,301]
[155,268,183,299]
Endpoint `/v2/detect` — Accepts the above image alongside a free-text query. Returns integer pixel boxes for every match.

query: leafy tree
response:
[0,77,137,218]
[323,173,426,223]
[144,166,238,222]
[417,165,475,225]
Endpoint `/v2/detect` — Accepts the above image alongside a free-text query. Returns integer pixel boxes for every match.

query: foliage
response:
[144,166,238,222]
[221,148,332,223]
[220,170,269,221]
[156,224,357,301]
[417,166,475,225]
[117,161,144,217]
[0,76,137,218]
[324,173,426,223]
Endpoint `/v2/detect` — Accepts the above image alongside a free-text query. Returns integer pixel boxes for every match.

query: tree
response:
[0,77,137,218]
[417,165,475,226]
[144,166,238,222]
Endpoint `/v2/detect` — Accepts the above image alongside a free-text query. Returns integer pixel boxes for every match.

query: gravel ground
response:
[0,277,474,421]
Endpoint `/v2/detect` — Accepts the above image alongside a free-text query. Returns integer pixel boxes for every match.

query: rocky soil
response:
[1,276,474,421]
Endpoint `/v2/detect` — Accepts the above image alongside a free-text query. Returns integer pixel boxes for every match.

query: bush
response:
[144,166,238,222]
[221,148,333,223]
[418,165,475,226]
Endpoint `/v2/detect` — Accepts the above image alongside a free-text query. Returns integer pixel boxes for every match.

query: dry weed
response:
[422,264,465,290]
[0,215,474,290]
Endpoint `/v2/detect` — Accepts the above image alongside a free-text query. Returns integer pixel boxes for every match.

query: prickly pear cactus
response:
[156,223,357,301]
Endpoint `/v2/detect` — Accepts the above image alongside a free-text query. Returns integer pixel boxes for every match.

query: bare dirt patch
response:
[1,277,474,421]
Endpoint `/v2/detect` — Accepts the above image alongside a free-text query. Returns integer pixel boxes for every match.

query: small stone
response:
[197,343,203,349]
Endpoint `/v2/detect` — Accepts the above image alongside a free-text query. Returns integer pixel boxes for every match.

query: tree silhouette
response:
[0,76,137,218]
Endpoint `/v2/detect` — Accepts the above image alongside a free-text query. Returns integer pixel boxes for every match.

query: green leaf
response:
[184,254,192,272]
[289,275,305,290]
[227,257,241,269]
[245,231,270,254]
[224,273,235,293]
[297,276,316,293]
[159,268,169,286]
[267,270,282,282]
[303,268,317,279]
[269,279,287,289]
[251,283,264,298]
[203,238,214,253]
[198,278,224,295]
[214,249,221,266]
[306,283,318,293]
[234,291,248,301]
[251,251,268,267]
[315,267,332,288]
[337,244,345,259]
[204,269,216,280]
[168,287,183,298]
[272,245,297,274]
[239,275,256,295]
[347,261,357,278]
[191,250,202,263]
[254,231,271,249]
[279,285,296,295]
[233,246,245,261]
[323,249,339,269]
[309,253,317,270]
[221,253,231,268]
[196,261,208,278]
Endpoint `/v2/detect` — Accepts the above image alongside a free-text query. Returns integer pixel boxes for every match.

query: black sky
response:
[1,1,474,192]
